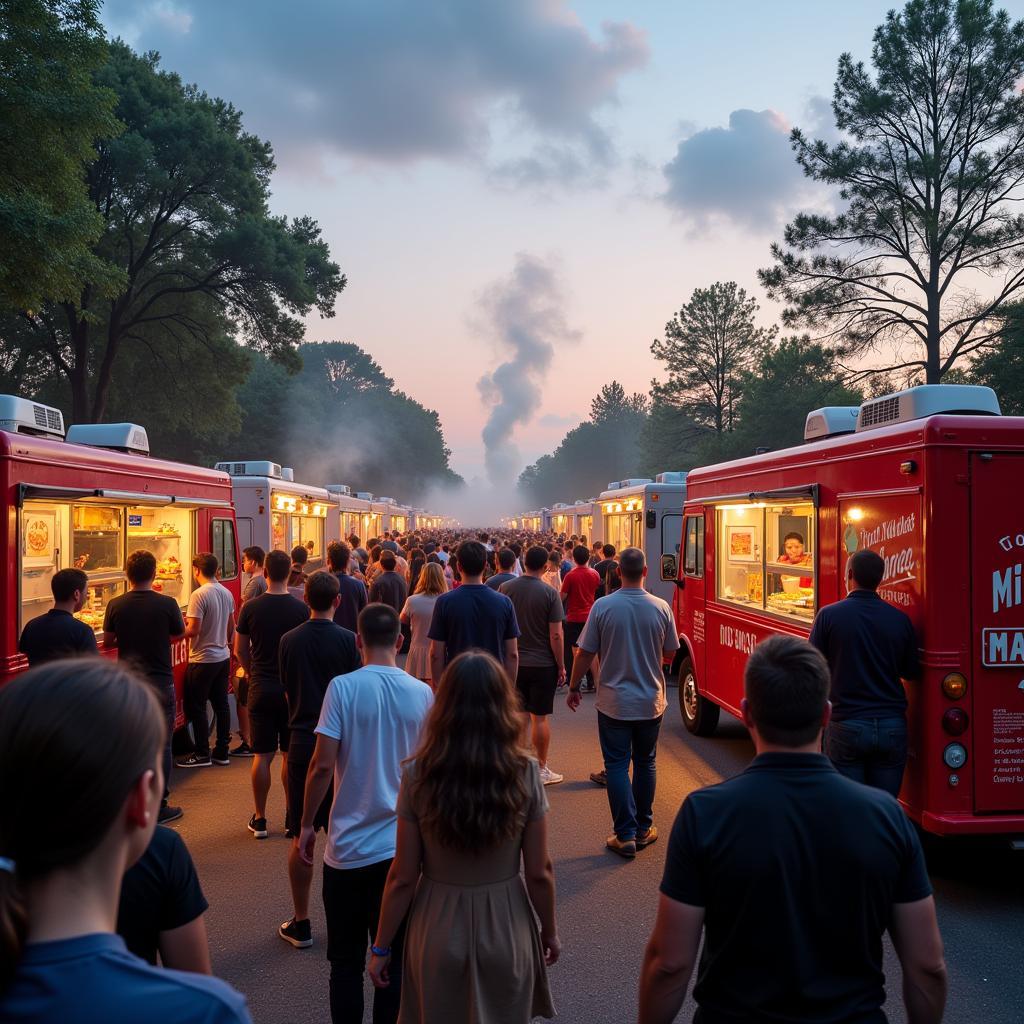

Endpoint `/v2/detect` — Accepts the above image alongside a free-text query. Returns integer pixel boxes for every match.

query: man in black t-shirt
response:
[19,568,98,665]
[368,550,407,613]
[638,634,947,1024]
[235,549,310,839]
[327,541,367,633]
[277,571,360,950]
[118,825,210,970]
[104,550,186,824]
[593,543,620,599]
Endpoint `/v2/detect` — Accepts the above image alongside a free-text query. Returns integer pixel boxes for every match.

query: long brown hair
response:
[0,659,165,991]
[413,561,447,597]
[409,652,530,852]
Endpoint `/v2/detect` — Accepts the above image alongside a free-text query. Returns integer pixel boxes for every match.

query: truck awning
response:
[699,484,820,507]
[17,484,230,509]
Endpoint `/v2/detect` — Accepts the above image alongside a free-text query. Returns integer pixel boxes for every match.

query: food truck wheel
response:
[679,658,719,737]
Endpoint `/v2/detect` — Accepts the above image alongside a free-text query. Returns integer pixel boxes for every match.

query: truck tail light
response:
[942,708,969,736]
[941,672,967,700]
[942,743,968,769]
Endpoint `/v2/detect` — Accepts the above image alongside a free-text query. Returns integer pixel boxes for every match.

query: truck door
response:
[679,510,706,671]
[971,452,1024,813]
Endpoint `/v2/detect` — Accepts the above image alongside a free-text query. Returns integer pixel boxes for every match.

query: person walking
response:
[500,547,566,785]
[298,604,433,1024]
[278,572,361,950]
[177,553,235,769]
[233,546,268,757]
[400,563,447,687]
[593,544,620,598]
[368,652,558,1023]
[0,659,250,1023]
[103,550,186,825]
[561,545,600,694]
[428,541,520,685]
[327,541,368,633]
[369,551,408,614]
[638,634,946,1024]
[484,547,517,591]
[810,549,921,797]
[541,550,562,590]
[288,546,310,600]
[234,549,309,839]
[567,547,679,858]
[18,567,97,665]
[241,546,268,601]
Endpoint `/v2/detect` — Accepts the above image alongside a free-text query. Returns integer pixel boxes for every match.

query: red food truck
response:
[670,384,1024,837]
[1,395,241,733]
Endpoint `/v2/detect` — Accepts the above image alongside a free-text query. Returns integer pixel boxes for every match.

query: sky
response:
[98,0,1024,486]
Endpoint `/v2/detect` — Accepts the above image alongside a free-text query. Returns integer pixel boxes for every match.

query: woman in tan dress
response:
[368,652,559,1023]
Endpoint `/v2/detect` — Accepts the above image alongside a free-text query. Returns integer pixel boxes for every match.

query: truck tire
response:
[679,657,720,737]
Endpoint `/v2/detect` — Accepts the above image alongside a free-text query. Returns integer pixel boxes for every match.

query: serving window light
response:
[847,507,865,522]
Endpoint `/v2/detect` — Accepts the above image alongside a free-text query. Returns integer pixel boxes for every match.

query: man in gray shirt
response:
[177,552,236,768]
[568,547,679,858]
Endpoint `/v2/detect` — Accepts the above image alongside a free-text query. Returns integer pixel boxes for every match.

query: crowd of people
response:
[0,524,949,1023]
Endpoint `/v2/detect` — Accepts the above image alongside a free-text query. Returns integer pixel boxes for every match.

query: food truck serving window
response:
[603,499,643,553]
[715,500,816,621]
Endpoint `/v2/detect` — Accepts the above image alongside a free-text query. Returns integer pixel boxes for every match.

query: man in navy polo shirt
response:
[428,540,519,683]
[638,634,946,1024]
[810,548,920,796]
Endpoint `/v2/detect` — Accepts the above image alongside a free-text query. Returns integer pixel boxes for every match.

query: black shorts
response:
[516,665,558,716]
[286,730,332,835]
[249,691,290,754]
[233,670,249,708]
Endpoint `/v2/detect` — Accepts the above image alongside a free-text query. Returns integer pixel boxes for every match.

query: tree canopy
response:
[15,42,345,422]
[0,0,121,310]
[761,0,1024,383]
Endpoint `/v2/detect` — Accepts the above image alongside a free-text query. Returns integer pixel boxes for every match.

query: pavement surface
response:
[169,685,1024,1024]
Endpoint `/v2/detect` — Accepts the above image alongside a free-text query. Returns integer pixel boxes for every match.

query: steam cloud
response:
[477,254,580,486]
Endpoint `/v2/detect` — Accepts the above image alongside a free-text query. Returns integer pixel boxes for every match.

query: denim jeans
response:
[323,858,405,1024]
[597,711,663,841]
[825,716,908,798]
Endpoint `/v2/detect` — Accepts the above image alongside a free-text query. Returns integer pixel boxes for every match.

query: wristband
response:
[371,944,391,957]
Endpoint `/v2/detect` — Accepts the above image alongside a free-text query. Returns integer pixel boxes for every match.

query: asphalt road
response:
[168,686,1023,1024]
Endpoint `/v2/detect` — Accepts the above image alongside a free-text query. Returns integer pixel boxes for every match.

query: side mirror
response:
[660,554,678,581]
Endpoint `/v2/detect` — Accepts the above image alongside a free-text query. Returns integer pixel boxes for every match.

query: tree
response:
[0,0,121,309]
[590,380,649,423]
[650,281,775,436]
[960,303,1024,413]
[760,0,1024,383]
[16,42,345,421]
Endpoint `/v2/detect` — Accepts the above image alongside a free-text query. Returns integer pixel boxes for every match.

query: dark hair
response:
[370,545,382,564]
[327,540,350,572]
[524,545,548,572]
[850,549,885,590]
[380,551,397,572]
[0,660,165,990]
[126,549,156,585]
[348,534,360,547]
[409,652,530,853]
[602,543,616,558]
[358,602,401,647]
[51,568,88,602]
[744,635,830,746]
[618,546,645,581]
[192,551,218,578]
[497,548,516,571]
[573,545,590,566]
[510,542,522,558]
[242,545,265,567]
[305,570,341,612]
[547,550,561,566]
[265,549,292,583]
[456,540,487,577]
[783,532,805,545]
[290,545,308,566]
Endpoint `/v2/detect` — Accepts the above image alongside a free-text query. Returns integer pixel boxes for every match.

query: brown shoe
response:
[636,825,659,848]
[606,834,637,858]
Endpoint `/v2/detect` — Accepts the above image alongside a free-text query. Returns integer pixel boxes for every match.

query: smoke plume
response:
[477,254,580,486]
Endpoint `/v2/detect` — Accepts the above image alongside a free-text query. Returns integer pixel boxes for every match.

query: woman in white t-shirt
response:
[400,564,447,687]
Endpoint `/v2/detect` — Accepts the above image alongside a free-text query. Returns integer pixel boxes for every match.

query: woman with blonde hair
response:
[368,652,558,1023]
[400,562,447,686]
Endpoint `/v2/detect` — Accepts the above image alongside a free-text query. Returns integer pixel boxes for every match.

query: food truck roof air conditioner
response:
[281,467,295,482]
[214,461,282,478]
[552,502,570,509]
[355,491,373,500]
[326,484,352,496]
[607,478,652,490]
[379,496,396,504]
[0,395,65,438]
[655,472,687,484]
[67,423,149,455]
[855,384,1001,432]
[804,406,860,442]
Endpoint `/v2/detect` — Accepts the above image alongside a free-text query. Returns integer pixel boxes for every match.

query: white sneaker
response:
[539,765,564,786]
